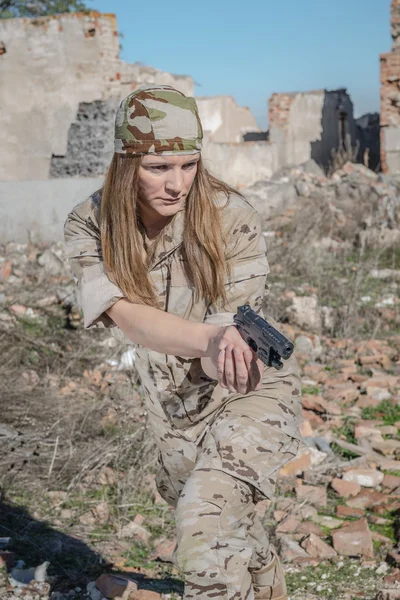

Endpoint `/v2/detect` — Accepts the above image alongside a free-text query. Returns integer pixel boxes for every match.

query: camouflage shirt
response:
[64,192,302,440]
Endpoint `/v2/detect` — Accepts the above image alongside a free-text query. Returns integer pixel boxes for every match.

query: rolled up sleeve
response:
[63,198,125,329]
[204,208,269,327]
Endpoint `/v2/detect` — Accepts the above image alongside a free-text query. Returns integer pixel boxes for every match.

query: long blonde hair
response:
[100,154,239,307]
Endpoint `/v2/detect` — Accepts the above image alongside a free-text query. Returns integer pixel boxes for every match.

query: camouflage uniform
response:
[64,85,302,600]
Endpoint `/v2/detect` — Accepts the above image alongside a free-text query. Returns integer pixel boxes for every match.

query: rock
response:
[277,534,309,563]
[276,515,301,534]
[331,477,361,498]
[118,519,151,544]
[295,521,326,539]
[279,448,313,477]
[341,161,379,180]
[300,533,337,558]
[343,468,384,488]
[295,483,327,507]
[346,489,387,510]
[287,295,322,332]
[242,180,298,223]
[95,574,137,599]
[150,538,176,563]
[10,560,50,585]
[36,295,59,307]
[37,249,64,276]
[332,519,374,558]
[383,474,400,490]
[133,591,162,600]
[372,439,399,456]
[312,516,344,530]
[9,303,28,317]
[295,181,310,197]
[87,581,105,600]
[301,159,326,178]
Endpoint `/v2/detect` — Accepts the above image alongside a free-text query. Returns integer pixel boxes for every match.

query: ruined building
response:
[0,12,194,181]
[0,10,383,187]
[381,0,400,174]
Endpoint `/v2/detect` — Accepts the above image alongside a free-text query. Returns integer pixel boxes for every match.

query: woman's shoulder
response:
[215,191,260,229]
[67,189,102,224]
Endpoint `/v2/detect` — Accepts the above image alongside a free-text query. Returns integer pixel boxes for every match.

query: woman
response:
[64,84,302,600]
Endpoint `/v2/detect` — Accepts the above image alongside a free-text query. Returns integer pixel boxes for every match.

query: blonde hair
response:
[100,154,239,307]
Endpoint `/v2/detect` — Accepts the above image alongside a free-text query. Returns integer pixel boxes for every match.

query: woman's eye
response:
[150,165,168,171]
[183,162,196,169]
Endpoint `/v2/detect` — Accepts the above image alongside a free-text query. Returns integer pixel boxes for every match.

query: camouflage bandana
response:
[114,84,203,156]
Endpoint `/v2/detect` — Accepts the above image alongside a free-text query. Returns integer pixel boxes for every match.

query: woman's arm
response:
[106,299,219,357]
[107,300,255,394]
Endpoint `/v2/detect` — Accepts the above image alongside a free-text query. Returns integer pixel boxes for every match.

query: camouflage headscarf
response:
[114,84,203,156]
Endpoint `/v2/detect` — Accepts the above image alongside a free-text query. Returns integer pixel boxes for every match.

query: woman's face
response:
[137,153,200,224]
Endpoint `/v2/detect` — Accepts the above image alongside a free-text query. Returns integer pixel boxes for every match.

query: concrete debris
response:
[332,518,374,558]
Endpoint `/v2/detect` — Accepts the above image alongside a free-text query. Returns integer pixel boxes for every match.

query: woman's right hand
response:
[203,325,263,394]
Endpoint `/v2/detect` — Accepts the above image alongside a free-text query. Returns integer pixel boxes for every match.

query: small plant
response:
[361,400,400,426]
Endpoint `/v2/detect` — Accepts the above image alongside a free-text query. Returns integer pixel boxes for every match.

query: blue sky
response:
[92,0,391,129]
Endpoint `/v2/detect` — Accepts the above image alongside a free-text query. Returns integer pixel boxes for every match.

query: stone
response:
[296,483,327,507]
[243,180,298,223]
[332,519,374,558]
[302,395,341,415]
[372,439,399,456]
[300,533,337,558]
[287,295,322,332]
[383,474,400,490]
[37,249,64,276]
[343,468,384,488]
[277,534,309,563]
[95,574,137,599]
[133,591,161,600]
[295,521,326,539]
[118,520,151,544]
[150,538,176,563]
[331,477,361,498]
[313,516,344,530]
[276,514,301,534]
[346,489,387,510]
[279,449,310,477]
[379,426,399,436]
[87,581,105,600]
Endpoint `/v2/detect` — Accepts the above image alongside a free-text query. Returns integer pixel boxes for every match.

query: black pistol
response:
[233,305,294,370]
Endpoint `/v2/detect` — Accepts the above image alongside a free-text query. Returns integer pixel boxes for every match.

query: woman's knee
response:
[175,469,255,572]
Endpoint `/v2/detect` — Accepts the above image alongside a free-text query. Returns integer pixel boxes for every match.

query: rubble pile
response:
[1,161,400,599]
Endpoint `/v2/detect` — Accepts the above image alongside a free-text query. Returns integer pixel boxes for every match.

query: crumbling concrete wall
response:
[196,96,261,143]
[0,12,193,181]
[0,179,103,243]
[202,137,278,188]
[269,89,358,171]
[380,0,400,174]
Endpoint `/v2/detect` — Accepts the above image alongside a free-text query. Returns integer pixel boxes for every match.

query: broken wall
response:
[269,89,358,171]
[380,0,400,174]
[0,12,193,181]
[196,96,261,143]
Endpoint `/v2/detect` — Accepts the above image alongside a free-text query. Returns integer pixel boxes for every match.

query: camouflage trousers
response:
[155,396,300,600]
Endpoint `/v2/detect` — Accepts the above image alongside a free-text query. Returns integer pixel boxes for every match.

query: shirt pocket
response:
[167,257,194,317]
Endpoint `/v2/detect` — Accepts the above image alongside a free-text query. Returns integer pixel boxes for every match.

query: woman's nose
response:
[165,167,184,194]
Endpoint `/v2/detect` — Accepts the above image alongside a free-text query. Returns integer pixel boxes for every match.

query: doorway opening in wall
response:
[338,102,347,150]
